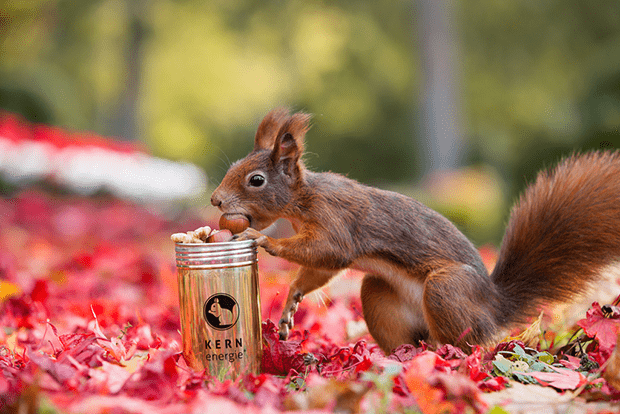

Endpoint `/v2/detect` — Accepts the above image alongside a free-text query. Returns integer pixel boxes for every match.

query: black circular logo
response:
[203,293,239,331]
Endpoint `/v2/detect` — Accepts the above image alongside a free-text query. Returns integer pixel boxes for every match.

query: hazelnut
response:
[219,213,250,234]
[206,229,234,243]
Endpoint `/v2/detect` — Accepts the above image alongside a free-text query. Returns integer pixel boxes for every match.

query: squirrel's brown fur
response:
[211,108,620,353]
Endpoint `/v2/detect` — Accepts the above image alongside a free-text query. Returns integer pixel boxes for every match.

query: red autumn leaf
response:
[403,352,487,413]
[26,346,79,390]
[343,341,374,373]
[5,149,620,414]
[492,339,527,354]
[244,373,289,408]
[462,346,492,383]
[260,320,307,375]
[435,343,467,361]
[56,332,103,367]
[516,366,587,390]
[558,355,581,370]
[121,352,179,402]
[124,323,163,350]
[405,351,451,376]
[30,279,49,304]
[577,302,620,355]
[388,344,423,363]
[313,339,380,379]
[1,295,45,329]
[477,375,508,392]
[355,355,372,373]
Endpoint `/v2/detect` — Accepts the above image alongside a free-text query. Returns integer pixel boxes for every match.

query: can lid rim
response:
[174,239,256,245]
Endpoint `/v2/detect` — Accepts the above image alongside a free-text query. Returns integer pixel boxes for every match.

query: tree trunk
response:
[417,0,464,175]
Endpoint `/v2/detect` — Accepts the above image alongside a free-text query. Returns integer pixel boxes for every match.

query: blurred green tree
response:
[1,0,619,243]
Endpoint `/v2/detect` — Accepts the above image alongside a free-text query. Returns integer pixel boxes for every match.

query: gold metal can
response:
[175,240,261,380]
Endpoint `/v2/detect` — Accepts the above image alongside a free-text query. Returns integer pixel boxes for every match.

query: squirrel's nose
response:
[211,193,222,207]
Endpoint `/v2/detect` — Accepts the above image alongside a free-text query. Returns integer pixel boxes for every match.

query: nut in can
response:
[175,239,261,380]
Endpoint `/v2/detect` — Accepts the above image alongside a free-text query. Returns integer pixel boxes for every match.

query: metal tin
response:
[175,240,261,380]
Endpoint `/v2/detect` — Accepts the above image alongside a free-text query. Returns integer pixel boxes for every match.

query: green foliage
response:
[461,0,620,198]
[490,344,593,389]
[2,0,620,243]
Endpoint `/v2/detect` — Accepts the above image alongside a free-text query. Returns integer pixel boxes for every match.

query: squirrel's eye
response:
[248,174,266,188]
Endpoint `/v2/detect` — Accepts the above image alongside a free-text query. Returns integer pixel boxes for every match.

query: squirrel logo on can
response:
[204,294,239,330]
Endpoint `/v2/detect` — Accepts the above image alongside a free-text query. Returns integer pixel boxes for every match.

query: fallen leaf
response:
[577,302,620,355]
[260,319,307,375]
[515,366,587,390]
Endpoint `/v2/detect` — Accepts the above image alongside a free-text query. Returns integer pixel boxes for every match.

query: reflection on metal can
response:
[175,240,261,380]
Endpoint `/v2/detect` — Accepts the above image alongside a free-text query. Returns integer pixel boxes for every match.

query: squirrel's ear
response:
[270,112,310,178]
[272,131,300,160]
[271,132,302,179]
[254,108,290,151]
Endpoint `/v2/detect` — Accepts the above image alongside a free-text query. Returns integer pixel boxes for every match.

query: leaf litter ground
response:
[1,191,620,413]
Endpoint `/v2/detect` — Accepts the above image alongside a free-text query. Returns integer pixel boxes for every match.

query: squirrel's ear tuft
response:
[271,112,311,178]
[254,108,291,151]
[274,112,311,154]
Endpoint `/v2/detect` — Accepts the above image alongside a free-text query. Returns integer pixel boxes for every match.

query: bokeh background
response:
[2,0,620,245]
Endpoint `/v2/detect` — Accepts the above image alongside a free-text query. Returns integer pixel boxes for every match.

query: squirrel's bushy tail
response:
[491,150,620,325]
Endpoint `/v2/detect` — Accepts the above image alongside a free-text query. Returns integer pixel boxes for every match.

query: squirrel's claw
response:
[278,309,295,340]
[278,291,303,340]
[278,320,291,340]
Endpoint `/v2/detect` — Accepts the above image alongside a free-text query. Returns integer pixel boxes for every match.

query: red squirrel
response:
[210,108,620,353]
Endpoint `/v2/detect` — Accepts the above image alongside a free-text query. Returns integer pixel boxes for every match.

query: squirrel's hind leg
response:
[423,263,500,348]
[361,275,429,354]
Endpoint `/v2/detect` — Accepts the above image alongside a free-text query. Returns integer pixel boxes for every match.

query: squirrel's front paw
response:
[234,228,280,256]
[234,228,266,244]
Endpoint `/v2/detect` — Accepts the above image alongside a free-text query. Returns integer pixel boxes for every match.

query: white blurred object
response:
[0,115,207,202]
